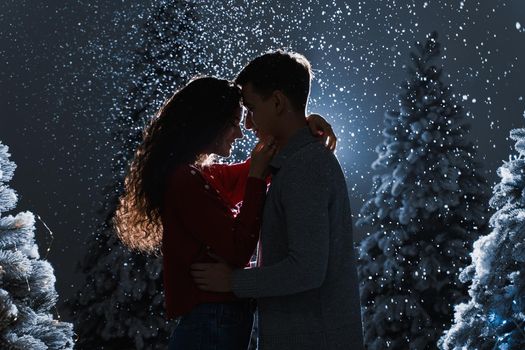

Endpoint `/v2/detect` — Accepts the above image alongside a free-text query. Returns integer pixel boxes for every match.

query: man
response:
[191,50,364,349]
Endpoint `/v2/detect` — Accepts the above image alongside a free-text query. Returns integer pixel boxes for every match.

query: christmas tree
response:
[67,1,201,348]
[357,31,491,349]
[0,142,74,349]
[439,122,525,349]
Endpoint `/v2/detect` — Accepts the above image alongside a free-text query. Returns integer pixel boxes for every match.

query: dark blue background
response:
[1,0,523,312]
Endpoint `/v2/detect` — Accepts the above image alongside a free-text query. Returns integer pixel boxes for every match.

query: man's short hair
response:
[235,50,312,111]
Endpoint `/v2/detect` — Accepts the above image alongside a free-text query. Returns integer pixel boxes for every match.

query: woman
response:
[114,76,336,349]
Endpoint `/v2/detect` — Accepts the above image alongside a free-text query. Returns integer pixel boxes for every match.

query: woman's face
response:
[210,105,244,158]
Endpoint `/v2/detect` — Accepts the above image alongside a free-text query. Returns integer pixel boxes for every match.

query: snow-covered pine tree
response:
[439,122,525,349]
[67,1,203,349]
[0,142,74,349]
[357,31,491,349]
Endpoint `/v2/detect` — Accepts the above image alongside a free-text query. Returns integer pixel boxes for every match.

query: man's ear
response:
[272,90,287,115]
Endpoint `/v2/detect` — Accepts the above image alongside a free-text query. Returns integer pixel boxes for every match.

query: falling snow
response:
[0,1,524,346]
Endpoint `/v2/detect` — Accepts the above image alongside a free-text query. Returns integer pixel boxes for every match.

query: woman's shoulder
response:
[204,158,250,171]
[165,164,233,209]
[166,164,203,188]
[169,163,200,175]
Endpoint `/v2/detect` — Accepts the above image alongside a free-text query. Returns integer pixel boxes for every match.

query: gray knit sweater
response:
[232,126,364,349]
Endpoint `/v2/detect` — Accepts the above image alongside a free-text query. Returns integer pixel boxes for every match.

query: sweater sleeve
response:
[231,159,331,298]
[205,159,251,205]
[165,165,266,268]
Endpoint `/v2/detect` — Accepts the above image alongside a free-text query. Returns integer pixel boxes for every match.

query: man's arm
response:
[232,155,332,298]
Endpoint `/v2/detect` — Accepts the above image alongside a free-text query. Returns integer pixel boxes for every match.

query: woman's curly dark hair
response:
[114,76,242,254]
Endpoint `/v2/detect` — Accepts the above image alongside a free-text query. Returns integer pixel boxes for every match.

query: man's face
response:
[241,83,277,141]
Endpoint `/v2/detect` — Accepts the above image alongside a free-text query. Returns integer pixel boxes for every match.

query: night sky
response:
[1,0,524,316]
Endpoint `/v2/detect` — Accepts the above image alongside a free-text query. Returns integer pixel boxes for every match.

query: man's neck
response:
[275,113,307,148]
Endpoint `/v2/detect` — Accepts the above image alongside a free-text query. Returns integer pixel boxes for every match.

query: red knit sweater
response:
[161,160,266,319]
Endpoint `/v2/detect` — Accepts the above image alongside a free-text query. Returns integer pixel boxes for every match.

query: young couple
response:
[115,50,364,349]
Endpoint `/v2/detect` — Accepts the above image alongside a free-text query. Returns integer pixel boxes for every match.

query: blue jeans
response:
[168,300,255,350]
